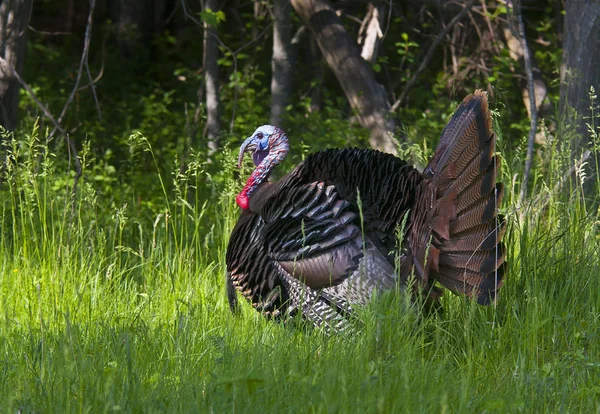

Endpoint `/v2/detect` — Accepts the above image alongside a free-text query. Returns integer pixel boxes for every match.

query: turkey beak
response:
[238,137,257,168]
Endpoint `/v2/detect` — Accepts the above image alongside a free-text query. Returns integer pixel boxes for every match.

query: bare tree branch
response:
[479,0,500,54]
[0,0,96,205]
[0,56,82,197]
[0,58,64,135]
[27,25,71,36]
[48,0,99,143]
[358,2,383,63]
[390,0,476,112]
[84,7,101,122]
[77,32,107,92]
[181,0,272,133]
[511,0,538,206]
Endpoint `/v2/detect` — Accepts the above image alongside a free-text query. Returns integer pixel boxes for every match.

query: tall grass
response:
[1,120,599,413]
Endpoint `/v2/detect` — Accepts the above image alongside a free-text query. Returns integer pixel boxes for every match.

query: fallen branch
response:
[292,0,398,154]
[390,0,476,112]
[27,25,71,36]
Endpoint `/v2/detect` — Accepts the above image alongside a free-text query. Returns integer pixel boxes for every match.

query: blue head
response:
[237,125,284,168]
[236,125,290,210]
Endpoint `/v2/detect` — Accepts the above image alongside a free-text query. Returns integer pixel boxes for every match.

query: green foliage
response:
[3,2,598,411]
[2,101,600,411]
[199,8,226,27]
[393,32,420,84]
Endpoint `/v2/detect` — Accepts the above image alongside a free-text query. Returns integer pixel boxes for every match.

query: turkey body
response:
[226,91,506,331]
[227,149,422,330]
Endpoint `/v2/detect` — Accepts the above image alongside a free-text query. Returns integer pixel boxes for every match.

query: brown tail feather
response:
[436,261,506,304]
[448,218,507,251]
[438,245,506,273]
[406,90,506,305]
[451,184,504,233]
[436,149,496,197]
[424,91,493,180]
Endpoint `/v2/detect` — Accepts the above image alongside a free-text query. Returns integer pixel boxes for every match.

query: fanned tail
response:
[406,90,506,305]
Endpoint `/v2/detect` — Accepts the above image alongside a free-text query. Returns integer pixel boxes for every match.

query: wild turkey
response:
[226,90,506,331]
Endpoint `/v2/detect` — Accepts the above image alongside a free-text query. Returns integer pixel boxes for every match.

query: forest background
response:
[1,0,599,412]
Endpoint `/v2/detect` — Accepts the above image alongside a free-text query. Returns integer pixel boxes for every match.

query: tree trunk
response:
[559,0,600,150]
[270,0,293,127]
[309,37,324,113]
[0,0,32,131]
[291,0,397,154]
[502,25,550,121]
[203,0,220,155]
[66,0,74,33]
[115,0,153,61]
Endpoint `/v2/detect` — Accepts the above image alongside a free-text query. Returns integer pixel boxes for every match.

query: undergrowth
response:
[1,108,599,412]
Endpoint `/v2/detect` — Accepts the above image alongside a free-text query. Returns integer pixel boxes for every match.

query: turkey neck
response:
[245,182,276,213]
[237,130,289,210]
[238,154,284,210]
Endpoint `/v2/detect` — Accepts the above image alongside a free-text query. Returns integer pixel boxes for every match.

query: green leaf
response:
[198,8,225,27]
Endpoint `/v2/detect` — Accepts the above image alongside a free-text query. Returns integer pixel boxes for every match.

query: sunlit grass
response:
[1,123,599,412]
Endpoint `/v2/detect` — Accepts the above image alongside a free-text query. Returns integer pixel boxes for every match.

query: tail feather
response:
[407,90,506,305]
[435,148,495,197]
[425,91,492,181]
[451,184,504,234]
[438,244,506,274]
[436,261,506,304]
[447,218,506,251]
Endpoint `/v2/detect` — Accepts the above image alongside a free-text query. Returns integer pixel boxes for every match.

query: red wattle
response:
[236,192,250,210]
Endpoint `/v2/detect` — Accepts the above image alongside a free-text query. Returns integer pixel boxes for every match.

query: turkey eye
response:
[257,132,263,138]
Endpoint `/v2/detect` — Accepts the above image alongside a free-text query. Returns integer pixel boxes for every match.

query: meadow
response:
[1,108,599,412]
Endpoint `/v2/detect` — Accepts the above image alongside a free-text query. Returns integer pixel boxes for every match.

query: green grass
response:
[1,125,600,413]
